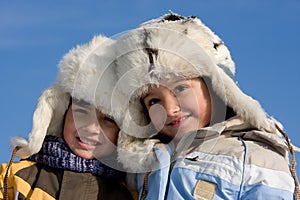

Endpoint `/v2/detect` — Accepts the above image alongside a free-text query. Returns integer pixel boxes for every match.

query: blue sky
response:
[1,1,299,177]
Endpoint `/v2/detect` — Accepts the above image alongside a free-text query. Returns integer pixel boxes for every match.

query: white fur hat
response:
[114,12,277,136]
[113,12,279,172]
[11,35,117,159]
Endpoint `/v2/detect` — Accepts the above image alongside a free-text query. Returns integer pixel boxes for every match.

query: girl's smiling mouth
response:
[167,114,190,127]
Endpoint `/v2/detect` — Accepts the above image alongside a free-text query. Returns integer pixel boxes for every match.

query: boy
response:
[114,13,299,199]
[0,35,133,199]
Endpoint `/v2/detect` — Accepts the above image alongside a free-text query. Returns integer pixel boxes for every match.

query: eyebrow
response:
[141,92,152,101]
[172,79,189,85]
[72,99,91,107]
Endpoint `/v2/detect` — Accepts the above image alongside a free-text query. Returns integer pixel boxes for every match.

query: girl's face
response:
[63,102,119,160]
[143,78,211,143]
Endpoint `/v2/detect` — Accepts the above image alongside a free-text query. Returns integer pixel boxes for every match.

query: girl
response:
[114,13,299,199]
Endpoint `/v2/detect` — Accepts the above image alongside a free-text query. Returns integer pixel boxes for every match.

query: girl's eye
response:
[174,85,188,94]
[148,98,160,107]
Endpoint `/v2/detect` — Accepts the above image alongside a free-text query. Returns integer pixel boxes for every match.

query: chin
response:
[174,128,195,139]
[76,151,94,160]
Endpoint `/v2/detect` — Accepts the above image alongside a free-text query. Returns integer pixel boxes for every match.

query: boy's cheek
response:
[105,132,118,146]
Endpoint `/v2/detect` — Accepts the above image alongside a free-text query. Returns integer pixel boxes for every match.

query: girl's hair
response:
[202,76,236,125]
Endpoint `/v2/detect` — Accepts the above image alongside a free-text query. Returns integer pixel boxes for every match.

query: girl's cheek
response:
[149,104,167,131]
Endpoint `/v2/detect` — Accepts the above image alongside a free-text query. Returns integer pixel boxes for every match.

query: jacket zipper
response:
[140,150,177,200]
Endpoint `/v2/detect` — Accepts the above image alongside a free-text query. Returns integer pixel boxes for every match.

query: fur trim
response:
[117,131,161,173]
[11,35,117,158]
[11,86,69,158]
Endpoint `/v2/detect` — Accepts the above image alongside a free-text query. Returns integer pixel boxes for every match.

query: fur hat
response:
[113,12,280,172]
[11,35,117,159]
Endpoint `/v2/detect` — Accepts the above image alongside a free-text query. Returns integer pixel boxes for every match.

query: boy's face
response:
[142,78,211,143]
[63,102,119,160]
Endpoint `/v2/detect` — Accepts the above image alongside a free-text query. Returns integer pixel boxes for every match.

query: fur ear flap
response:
[117,131,161,172]
[11,85,70,158]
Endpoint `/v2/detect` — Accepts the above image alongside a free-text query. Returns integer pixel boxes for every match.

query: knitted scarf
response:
[28,135,125,180]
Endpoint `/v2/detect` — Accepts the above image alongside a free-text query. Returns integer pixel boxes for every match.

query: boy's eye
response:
[104,116,117,124]
[74,108,88,114]
[173,85,188,94]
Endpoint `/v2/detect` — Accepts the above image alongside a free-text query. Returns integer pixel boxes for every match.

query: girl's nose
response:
[164,95,180,116]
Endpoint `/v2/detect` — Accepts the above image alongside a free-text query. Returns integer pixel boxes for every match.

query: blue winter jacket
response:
[132,118,295,200]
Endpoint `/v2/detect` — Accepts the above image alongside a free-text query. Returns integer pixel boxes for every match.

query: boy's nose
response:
[82,123,101,135]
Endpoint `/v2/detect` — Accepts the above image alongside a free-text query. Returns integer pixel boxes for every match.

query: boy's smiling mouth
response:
[76,136,101,146]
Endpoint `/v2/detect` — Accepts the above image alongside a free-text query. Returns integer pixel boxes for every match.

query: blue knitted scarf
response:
[28,135,125,180]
